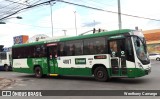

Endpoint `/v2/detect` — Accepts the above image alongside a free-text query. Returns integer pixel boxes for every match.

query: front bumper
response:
[144,68,151,75]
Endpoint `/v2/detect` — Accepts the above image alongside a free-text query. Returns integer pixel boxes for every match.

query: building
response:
[143,29,160,54]
[13,35,29,45]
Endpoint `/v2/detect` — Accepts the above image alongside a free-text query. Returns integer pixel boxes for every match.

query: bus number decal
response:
[63,59,71,64]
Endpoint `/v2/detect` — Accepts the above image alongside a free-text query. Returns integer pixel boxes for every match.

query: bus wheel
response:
[34,67,43,78]
[4,65,9,71]
[156,58,160,61]
[94,67,109,82]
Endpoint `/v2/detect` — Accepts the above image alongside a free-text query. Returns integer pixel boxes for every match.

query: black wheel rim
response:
[5,66,8,71]
[35,68,40,76]
[97,70,104,78]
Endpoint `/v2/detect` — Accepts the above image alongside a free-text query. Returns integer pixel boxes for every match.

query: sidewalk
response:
[0,77,14,90]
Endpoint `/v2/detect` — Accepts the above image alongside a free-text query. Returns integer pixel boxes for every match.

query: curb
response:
[0,78,15,90]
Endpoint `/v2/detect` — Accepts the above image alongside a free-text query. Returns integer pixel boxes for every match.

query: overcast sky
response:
[0,0,160,47]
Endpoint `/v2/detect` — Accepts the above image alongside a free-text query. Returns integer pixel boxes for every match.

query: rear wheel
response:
[94,67,109,82]
[156,57,160,61]
[4,64,9,71]
[34,67,43,78]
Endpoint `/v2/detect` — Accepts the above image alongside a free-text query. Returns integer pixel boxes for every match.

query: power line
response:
[5,0,44,6]
[4,21,89,30]
[57,0,160,21]
[0,0,56,20]
[81,0,154,18]
[0,0,44,16]
[1,0,160,23]
[81,0,114,7]
[5,0,30,6]
[0,0,27,17]
[0,0,22,9]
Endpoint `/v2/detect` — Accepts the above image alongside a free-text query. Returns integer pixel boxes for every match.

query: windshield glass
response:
[133,36,149,62]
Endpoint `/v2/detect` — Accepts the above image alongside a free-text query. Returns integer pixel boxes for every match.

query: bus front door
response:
[109,39,127,77]
[47,44,58,74]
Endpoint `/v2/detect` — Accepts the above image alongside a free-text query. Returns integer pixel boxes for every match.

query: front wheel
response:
[94,67,109,82]
[156,57,160,61]
[4,65,9,71]
[34,67,43,78]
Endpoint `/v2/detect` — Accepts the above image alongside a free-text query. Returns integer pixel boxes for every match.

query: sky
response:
[0,0,160,47]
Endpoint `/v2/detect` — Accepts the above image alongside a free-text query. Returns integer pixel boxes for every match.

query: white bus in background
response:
[0,51,12,71]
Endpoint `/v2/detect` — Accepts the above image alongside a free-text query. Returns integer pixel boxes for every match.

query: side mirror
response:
[136,40,140,47]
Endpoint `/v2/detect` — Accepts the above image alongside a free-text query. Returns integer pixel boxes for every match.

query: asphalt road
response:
[0,60,160,99]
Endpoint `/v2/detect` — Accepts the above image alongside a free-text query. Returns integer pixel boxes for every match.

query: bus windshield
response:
[133,36,149,64]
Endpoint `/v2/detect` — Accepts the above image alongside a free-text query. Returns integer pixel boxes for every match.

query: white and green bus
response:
[12,29,151,81]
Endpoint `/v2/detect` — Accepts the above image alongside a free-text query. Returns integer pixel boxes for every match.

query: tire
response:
[4,65,9,71]
[94,66,109,82]
[34,67,43,78]
[156,58,160,61]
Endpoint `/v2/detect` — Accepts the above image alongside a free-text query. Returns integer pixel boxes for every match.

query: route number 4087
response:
[63,59,71,64]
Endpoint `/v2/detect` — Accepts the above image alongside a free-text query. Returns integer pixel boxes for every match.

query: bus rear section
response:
[0,52,12,71]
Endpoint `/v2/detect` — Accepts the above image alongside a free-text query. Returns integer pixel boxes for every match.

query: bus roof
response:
[12,29,133,48]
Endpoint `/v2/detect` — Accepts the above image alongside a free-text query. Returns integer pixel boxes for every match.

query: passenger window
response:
[66,40,83,56]
[58,42,66,56]
[84,37,105,55]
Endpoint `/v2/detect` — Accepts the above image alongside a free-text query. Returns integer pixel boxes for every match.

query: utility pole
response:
[50,2,54,37]
[62,30,67,36]
[74,11,77,36]
[93,20,95,28]
[118,0,122,29]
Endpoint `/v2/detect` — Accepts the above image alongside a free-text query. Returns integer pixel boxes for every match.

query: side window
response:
[18,47,24,58]
[26,46,34,58]
[125,37,134,62]
[35,45,40,57]
[84,37,105,55]
[34,45,46,57]
[95,38,105,54]
[12,48,17,59]
[0,53,7,60]
[12,45,46,59]
[41,45,46,57]
[12,47,23,59]
[74,40,83,55]
[58,42,66,56]
[109,41,118,54]
[66,41,75,56]
[66,40,83,56]
[84,39,95,55]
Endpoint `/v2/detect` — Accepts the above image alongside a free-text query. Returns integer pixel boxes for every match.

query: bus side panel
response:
[13,59,33,73]
[57,55,109,76]
[0,66,4,71]
[58,68,92,76]
[125,61,147,78]
[27,58,49,75]
[13,68,33,73]
[125,61,136,78]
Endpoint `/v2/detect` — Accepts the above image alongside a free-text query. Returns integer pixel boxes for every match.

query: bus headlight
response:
[138,62,143,69]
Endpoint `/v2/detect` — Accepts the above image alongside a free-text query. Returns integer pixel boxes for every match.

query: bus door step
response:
[49,74,59,76]
[110,76,127,78]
